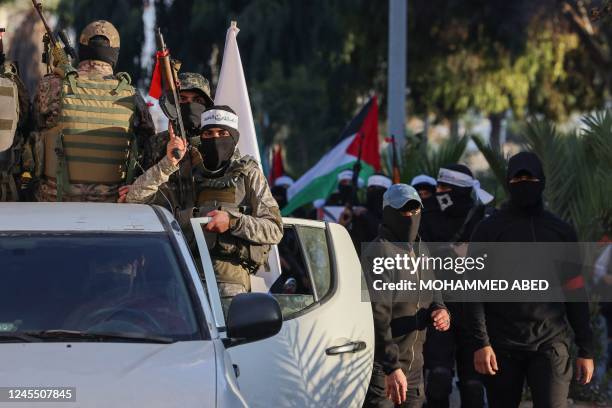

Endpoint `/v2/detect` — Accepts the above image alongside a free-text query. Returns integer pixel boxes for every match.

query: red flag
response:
[148,50,168,100]
[345,96,381,171]
[269,145,285,185]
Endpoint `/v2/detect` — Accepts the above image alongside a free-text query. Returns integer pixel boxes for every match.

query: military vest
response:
[0,65,23,201]
[195,156,271,274]
[0,73,19,153]
[43,73,137,186]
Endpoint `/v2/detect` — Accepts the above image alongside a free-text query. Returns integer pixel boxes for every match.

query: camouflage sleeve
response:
[141,131,169,170]
[131,92,156,160]
[125,155,179,204]
[33,74,62,130]
[228,165,283,245]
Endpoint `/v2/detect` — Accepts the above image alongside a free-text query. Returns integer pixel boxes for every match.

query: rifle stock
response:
[155,28,186,159]
[155,28,193,209]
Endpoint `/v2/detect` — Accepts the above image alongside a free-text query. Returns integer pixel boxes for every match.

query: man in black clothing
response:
[411,174,438,213]
[468,151,594,407]
[364,184,450,408]
[420,164,492,408]
[343,174,391,255]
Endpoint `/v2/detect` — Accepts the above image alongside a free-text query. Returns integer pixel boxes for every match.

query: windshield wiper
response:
[24,330,174,344]
[0,332,41,342]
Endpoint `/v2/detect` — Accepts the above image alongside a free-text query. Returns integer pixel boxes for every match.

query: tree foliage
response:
[57,0,145,83]
[54,0,610,176]
[474,110,612,240]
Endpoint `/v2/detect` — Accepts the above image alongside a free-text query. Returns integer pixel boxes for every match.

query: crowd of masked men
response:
[272,157,595,407]
[0,18,597,408]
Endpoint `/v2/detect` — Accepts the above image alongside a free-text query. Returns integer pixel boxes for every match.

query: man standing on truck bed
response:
[32,20,154,203]
[124,105,283,297]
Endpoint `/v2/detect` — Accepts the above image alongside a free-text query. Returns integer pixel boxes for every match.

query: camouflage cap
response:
[178,73,214,107]
[79,20,120,48]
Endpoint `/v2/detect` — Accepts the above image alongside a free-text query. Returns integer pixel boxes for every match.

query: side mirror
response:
[223,293,282,348]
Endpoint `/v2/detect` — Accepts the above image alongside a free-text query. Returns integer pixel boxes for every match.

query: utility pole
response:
[388,0,407,152]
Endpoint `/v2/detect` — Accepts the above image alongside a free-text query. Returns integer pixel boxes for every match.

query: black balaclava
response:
[199,137,237,171]
[180,102,207,135]
[506,152,545,211]
[414,183,437,211]
[366,186,387,216]
[271,185,288,209]
[78,36,119,68]
[435,164,475,217]
[338,183,353,204]
[199,105,240,172]
[382,202,421,243]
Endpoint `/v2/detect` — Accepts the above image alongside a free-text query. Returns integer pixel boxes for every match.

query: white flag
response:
[214,21,280,290]
[214,22,261,164]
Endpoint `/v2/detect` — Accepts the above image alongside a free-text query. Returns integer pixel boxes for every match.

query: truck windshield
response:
[0,233,204,342]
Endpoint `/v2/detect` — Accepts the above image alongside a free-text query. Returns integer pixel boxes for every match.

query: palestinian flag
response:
[282,96,381,215]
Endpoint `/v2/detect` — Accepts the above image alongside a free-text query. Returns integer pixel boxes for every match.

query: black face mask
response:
[78,43,119,68]
[436,187,474,216]
[180,102,207,135]
[198,136,237,171]
[508,181,544,209]
[271,186,288,209]
[382,206,421,243]
[338,184,353,203]
[421,195,438,212]
[366,187,386,215]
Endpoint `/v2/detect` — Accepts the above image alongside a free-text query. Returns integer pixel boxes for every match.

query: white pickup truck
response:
[0,203,374,407]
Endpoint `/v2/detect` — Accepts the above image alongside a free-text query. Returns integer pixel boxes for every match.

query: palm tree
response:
[396,133,470,183]
[473,111,612,241]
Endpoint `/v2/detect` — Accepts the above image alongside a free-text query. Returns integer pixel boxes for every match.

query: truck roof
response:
[0,203,165,232]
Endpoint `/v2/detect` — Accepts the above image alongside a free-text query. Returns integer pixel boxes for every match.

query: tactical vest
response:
[0,74,19,153]
[43,73,137,187]
[195,156,271,274]
[0,67,22,201]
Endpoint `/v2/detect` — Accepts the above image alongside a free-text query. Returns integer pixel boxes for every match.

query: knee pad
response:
[426,367,453,399]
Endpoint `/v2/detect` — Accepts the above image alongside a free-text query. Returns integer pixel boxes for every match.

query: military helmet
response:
[79,20,120,48]
[178,73,214,107]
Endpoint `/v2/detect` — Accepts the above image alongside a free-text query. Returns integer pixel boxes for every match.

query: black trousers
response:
[423,308,485,408]
[364,362,425,408]
[484,343,572,408]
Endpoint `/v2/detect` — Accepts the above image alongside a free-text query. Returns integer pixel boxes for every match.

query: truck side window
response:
[271,225,332,320]
[297,225,332,300]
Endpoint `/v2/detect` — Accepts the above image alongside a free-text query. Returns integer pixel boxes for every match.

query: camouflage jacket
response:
[126,149,283,289]
[127,150,283,246]
[32,60,155,202]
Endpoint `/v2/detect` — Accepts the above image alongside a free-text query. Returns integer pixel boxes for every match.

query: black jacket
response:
[368,225,446,382]
[420,204,485,244]
[466,202,594,358]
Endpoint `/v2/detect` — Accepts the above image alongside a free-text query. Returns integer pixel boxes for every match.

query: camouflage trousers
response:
[218,282,248,298]
[35,178,119,203]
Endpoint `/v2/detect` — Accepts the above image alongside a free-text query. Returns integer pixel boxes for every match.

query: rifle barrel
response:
[31,0,57,47]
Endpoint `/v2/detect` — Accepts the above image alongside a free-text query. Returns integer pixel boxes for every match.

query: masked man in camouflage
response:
[32,20,154,202]
[0,57,32,202]
[119,72,214,208]
[125,105,283,297]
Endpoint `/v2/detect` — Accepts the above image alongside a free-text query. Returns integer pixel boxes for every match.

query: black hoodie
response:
[466,152,594,358]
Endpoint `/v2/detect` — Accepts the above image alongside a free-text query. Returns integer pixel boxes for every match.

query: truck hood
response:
[0,341,217,408]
